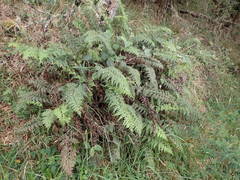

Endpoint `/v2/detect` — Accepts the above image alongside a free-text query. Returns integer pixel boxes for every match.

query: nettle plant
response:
[9,0,197,175]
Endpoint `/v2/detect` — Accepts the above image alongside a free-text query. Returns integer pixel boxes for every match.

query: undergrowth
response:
[0,0,240,179]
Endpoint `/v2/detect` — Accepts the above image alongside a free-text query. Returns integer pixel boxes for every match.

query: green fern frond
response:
[118,62,141,86]
[133,34,155,48]
[156,103,179,112]
[10,43,73,69]
[144,57,164,69]
[144,121,167,141]
[9,43,49,61]
[181,37,201,48]
[143,121,172,154]
[28,79,50,94]
[160,77,177,92]
[162,40,179,52]
[53,104,73,126]
[142,88,175,103]
[151,140,173,154]
[93,66,133,97]
[42,109,56,129]
[142,65,158,89]
[155,125,168,140]
[105,90,142,134]
[123,46,142,56]
[117,36,142,56]
[132,103,148,116]
[18,90,48,105]
[60,83,87,116]
[83,30,115,55]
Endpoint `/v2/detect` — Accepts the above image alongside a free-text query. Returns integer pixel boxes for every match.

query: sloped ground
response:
[0,1,240,179]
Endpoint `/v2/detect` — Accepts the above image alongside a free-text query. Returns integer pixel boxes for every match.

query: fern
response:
[10,43,73,70]
[83,30,115,55]
[53,104,73,126]
[42,109,56,129]
[7,1,205,169]
[144,57,164,69]
[151,140,173,154]
[28,79,49,94]
[143,121,172,154]
[9,43,49,62]
[42,104,73,128]
[118,62,141,86]
[156,103,179,112]
[141,87,175,104]
[105,90,142,134]
[93,66,133,97]
[18,90,48,105]
[141,65,158,89]
[60,83,88,116]
[132,103,148,116]
[133,34,155,49]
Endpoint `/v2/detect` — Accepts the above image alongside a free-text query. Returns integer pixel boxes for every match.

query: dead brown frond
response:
[60,135,77,176]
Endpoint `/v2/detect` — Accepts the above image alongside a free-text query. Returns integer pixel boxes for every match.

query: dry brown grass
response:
[0,103,28,145]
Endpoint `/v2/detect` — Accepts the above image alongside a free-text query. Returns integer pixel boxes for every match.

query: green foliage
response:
[1,0,240,179]
[83,30,115,55]
[42,104,73,128]
[6,0,212,176]
[60,83,88,116]
[105,90,142,134]
[53,104,73,126]
[42,109,56,129]
[10,9,189,157]
[93,66,133,97]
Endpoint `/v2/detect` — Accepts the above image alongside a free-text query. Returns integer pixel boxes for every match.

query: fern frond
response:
[53,104,73,126]
[151,140,173,154]
[42,109,56,129]
[18,90,48,105]
[16,117,42,133]
[156,103,179,112]
[142,88,175,103]
[132,103,148,116]
[143,121,172,154]
[10,43,73,69]
[93,66,133,97]
[155,125,168,140]
[60,136,77,176]
[141,65,158,89]
[118,62,141,86]
[28,79,49,94]
[9,43,49,61]
[133,34,155,48]
[105,90,142,134]
[160,77,177,92]
[144,57,164,69]
[123,46,142,56]
[83,30,114,55]
[61,83,87,116]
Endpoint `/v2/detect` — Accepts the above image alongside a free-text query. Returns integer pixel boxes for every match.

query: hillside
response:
[0,0,240,179]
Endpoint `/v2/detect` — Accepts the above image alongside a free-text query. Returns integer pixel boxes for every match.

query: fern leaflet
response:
[61,83,87,116]
[105,90,142,134]
[93,66,133,97]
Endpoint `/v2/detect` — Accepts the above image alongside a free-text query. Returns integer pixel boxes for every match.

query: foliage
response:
[7,1,196,174]
[2,0,239,178]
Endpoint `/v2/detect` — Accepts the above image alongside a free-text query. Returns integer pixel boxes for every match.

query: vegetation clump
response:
[0,0,239,179]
